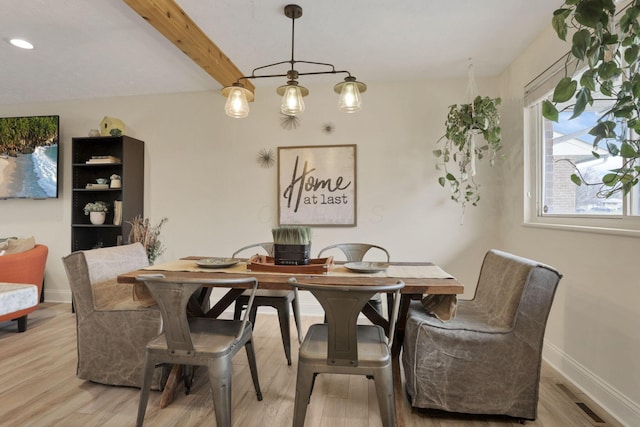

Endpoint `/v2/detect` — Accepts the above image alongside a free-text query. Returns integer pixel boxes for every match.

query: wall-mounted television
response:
[0,115,59,199]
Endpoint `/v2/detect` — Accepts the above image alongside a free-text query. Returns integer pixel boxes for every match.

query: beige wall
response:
[0,77,502,311]
[499,25,640,425]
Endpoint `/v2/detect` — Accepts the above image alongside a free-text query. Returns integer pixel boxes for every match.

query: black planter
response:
[274,243,311,265]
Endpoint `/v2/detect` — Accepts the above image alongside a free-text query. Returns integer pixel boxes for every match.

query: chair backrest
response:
[62,243,149,321]
[136,275,259,355]
[289,278,403,366]
[317,243,390,262]
[472,249,562,329]
[232,242,274,258]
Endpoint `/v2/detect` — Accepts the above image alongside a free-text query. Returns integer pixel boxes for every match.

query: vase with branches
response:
[127,216,168,264]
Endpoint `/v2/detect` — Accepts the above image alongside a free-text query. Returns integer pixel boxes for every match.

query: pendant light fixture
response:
[221,4,367,118]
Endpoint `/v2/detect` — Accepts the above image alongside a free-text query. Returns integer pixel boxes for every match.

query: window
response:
[525,63,640,233]
[542,106,624,216]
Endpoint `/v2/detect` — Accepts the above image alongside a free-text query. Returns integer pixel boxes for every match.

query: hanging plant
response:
[434,95,502,208]
[543,0,640,198]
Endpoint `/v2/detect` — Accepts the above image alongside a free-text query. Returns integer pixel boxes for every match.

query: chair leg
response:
[293,365,315,427]
[244,340,263,401]
[207,359,234,427]
[291,297,302,344]
[136,353,156,427]
[276,301,293,365]
[17,315,28,332]
[248,304,258,331]
[373,367,396,427]
[233,298,245,320]
[184,365,195,395]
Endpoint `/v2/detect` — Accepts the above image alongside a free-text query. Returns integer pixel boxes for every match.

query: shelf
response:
[72,163,123,167]
[72,224,121,228]
[73,188,121,192]
[71,135,144,252]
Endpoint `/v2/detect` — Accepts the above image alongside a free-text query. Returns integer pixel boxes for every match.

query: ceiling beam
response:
[123,0,254,93]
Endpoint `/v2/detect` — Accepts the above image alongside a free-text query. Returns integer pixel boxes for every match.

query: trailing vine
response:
[543,0,640,198]
[434,95,502,209]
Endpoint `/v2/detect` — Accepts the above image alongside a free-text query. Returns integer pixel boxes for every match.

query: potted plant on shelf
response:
[83,201,109,225]
[433,95,502,210]
[543,0,640,198]
[272,226,312,265]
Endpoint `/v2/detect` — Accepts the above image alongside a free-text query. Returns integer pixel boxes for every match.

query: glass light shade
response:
[281,85,305,116]
[225,87,250,118]
[338,81,362,113]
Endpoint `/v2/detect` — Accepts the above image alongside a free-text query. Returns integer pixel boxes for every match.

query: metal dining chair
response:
[232,242,302,365]
[134,274,263,427]
[317,243,391,314]
[288,277,404,427]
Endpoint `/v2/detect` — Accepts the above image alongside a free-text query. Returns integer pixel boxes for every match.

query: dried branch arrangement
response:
[127,215,168,264]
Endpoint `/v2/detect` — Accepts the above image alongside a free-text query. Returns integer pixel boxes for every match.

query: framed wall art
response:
[278,144,357,226]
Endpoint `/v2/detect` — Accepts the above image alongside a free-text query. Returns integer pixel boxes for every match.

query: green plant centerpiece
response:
[272,226,312,265]
[434,95,502,209]
[83,201,109,215]
[543,0,640,198]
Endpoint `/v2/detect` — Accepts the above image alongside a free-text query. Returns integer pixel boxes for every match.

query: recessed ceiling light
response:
[9,38,34,49]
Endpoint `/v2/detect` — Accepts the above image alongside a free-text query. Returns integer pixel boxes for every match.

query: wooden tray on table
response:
[247,255,334,275]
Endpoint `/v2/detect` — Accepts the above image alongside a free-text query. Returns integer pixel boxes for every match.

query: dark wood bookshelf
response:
[71,136,144,251]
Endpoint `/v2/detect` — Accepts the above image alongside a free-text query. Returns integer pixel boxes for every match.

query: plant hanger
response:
[465,61,479,177]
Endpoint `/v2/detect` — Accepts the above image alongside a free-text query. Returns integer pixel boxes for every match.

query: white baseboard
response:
[543,340,640,426]
[43,289,72,303]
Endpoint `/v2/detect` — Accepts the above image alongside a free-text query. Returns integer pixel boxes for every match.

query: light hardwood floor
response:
[0,303,623,427]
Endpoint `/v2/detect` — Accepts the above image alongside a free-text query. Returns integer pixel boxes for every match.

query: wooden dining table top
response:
[116,257,464,295]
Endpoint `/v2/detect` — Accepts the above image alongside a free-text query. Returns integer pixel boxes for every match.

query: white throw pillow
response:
[3,236,36,255]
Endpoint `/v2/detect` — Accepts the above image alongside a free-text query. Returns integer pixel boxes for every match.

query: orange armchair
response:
[0,244,48,331]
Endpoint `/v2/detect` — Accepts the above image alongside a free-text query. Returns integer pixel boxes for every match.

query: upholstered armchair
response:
[62,243,163,388]
[0,243,48,331]
[402,249,562,421]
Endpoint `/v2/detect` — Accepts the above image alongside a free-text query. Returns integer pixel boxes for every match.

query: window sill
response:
[523,219,640,239]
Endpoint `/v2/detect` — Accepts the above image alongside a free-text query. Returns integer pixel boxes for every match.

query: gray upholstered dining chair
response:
[61,243,164,389]
[402,249,562,421]
[134,275,263,427]
[317,243,391,314]
[288,277,404,427]
[232,242,301,365]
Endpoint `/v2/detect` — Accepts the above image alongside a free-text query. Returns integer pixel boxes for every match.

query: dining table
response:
[117,255,463,427]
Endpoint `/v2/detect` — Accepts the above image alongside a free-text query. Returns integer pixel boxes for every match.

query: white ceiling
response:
[0,0,562,106]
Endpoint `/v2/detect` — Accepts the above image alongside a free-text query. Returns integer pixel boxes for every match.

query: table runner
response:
[142,259,454,279]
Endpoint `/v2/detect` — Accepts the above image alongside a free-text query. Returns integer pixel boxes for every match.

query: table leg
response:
[293,288,303,344]
[391,295,415,427]
[362,302,389,332]
[204,288,245,318]
[160,364,182,409]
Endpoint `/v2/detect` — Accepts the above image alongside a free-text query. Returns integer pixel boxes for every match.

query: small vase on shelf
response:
[113,201,122,225]
[90,211,106,225]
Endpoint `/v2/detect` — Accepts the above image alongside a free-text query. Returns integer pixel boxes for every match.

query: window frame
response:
[524,72,640,237]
